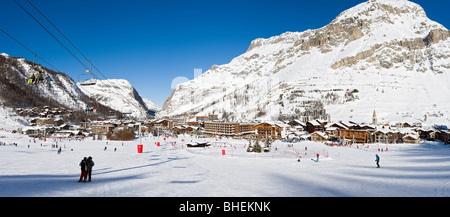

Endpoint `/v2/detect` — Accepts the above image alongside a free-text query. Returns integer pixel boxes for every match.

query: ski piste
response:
[1,130,450,196]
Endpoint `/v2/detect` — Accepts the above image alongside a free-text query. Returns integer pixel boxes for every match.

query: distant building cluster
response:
[14,105,450,145]
[150,110,450,145]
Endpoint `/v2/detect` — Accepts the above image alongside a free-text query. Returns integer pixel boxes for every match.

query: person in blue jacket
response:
[375,154,380,168]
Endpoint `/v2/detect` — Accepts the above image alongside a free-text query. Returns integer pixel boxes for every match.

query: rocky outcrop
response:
[423,29,450,46]
[331,32,450,70]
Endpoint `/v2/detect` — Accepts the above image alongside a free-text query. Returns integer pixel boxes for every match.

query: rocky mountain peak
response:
[160,0,450,124]
[337,0,425,18]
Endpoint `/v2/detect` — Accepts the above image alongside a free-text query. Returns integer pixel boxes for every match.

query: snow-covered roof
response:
[403,134,419,140]
[311,131,328,138]
[308,120,321,126]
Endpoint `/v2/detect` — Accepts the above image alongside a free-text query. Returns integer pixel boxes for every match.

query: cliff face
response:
[160,0,450,125]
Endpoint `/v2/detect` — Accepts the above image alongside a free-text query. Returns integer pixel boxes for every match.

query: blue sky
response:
[1,0,449,107]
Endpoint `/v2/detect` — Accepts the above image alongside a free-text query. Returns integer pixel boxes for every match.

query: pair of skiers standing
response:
[79,156,95,182]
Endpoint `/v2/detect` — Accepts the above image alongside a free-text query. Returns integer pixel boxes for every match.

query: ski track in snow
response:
[1,130,450,197]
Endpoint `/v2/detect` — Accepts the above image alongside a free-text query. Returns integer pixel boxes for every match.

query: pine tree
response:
[246,140,253,152]
[253,139,262,153]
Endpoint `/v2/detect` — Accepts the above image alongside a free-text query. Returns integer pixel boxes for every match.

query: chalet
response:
[311,131,328,143]
[340,129,370,144]
[402,134,420,143]
[444,131,450,144]
[325,122,349,139]
[396,122,413,128]
[436,130,450,144]
[153,119,172,129]
[171,124,197,135]
[91,124,115,135]
[22,126,44,137]
[172,125,186,134]
[429,130,438,140]
[325,127,339,139]
[372,129,400,144]
[306,120,326,133]
[288,120,306,131]
[254,122,283,140]
[52,130,84,138]
[185,126,198,134]
[415,128,435,140]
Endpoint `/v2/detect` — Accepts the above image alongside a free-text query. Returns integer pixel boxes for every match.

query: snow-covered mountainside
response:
[0,53,87,110]
[0,53,154,120]
[143,98,161,112]
[77,79,150,119]
[160,0,450,125]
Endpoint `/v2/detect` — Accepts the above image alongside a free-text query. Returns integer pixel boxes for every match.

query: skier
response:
[86,156,95,182]
[57,147,62,155]
[375,154,380,168]
[78,157,87,182]
[27,74,35,85]
[35,72,42,84]
[316,153,319,162]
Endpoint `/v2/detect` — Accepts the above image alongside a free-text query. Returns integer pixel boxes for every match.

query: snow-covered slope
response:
[77,79,149,118]
[0,53,154,120]
[0,53,87,110]
[160,0,450,125]
[143,98,161,112]
[1,131,450,196]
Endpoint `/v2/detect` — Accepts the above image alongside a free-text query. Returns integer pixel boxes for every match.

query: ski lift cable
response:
[20,0,98,86]
[8,0,129,115]
[18,0,140,113]
[24,0,91,65]
[13,0,90,70]
[24,0,100,88]
[20,0,125,96]
[0,27,62,72]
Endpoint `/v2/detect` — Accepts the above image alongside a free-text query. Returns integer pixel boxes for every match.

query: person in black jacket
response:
[78,157,87,182]
[86,156,95,182]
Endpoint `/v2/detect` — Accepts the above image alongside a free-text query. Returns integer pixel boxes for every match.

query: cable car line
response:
[22,0,100,87]
[14,0,141,116]
[0,27,62,72]
[24,0,91,65]
[13,0,90,70]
